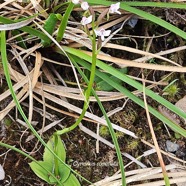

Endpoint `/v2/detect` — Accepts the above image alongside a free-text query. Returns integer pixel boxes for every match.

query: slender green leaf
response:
[0,16,50,43]
[58,47,186,137]
[53,2,69,14]
[86,0,186,40]
[122,1,186,9]
[0,31,92,185]
[57,2,74,42]
[12,30,27,49]
[69,54,126,186]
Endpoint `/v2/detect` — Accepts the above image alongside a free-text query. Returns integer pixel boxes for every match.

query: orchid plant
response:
[72,0,121,42]
[55,3,126,185]
[57,1,121,136]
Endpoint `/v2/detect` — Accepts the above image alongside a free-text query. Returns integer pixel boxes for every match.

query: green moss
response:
[164,84,180,98]
[99,126,109,137]
[4,118,12,127]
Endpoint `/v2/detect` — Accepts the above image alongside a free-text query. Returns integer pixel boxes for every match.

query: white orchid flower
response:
[81,2,89,10]
[72,0,80,4]
[109,2,121,14]
[81,15,92,26]
[94,28,111,41]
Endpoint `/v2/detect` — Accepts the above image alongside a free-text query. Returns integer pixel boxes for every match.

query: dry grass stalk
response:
[1,2,186,185]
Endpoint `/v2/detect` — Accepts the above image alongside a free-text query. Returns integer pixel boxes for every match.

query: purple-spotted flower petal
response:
[109,2,121,14]
[94,28,111,41]
[81,15,92,26]
[81,2,89,10]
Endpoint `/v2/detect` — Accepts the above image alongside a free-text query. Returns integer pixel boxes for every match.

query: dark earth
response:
[1,2,186,186]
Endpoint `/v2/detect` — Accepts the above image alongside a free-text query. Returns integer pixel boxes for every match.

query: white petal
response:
[86,15,92,24]
[103,30,111,37]
[101,35,105,41]
[0,164,5,180]
[72,0,80,4]
[81,17,86,25]
[115,10,121,15]
[81,15,92,25]
[109,2,120,14]
[116,2,120,9]
[81,2,89,10]
[94,29,99,36]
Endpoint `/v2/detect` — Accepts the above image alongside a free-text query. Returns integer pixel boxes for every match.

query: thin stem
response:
[56,32,97,135]
[0,31,92,185]
[54,135,59,177]
[70,55,126,186]
[142,77,170,186]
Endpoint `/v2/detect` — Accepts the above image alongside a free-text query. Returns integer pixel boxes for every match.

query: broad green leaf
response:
[95,68,127,91]
[29,161,53,183]
[58,163,71,183]
[96,75,122,91]
[55,136,66,162]
[43,137,55,163]
[43,135,66,163]
[62,173,81,186]
[59,47,186,137]
[1,30,92,185]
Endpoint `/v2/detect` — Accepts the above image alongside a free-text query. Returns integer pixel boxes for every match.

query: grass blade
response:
[57,46,186,137]
[123,1,186,9]
[0,31,93,185]
[69,54,126,186]
[0,16,50,43]
[57,2,74,42]
[86,0,186,40]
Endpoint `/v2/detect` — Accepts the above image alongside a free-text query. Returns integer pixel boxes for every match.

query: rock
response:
[166,140,179,152]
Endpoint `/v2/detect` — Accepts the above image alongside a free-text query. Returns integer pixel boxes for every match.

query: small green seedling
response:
[42,13,58,47]
[29,135,80,186]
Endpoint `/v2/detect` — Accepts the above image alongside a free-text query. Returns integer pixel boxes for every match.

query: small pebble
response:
[127,17,138,28]
[166,140,179,152]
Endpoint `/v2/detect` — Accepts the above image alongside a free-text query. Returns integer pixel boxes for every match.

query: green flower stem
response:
[0,31,92,185]
[54,135,59,177]
[86,0,186,40]
[56,32,97,135]
[59,46,186,137]
[69,55,127,186]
